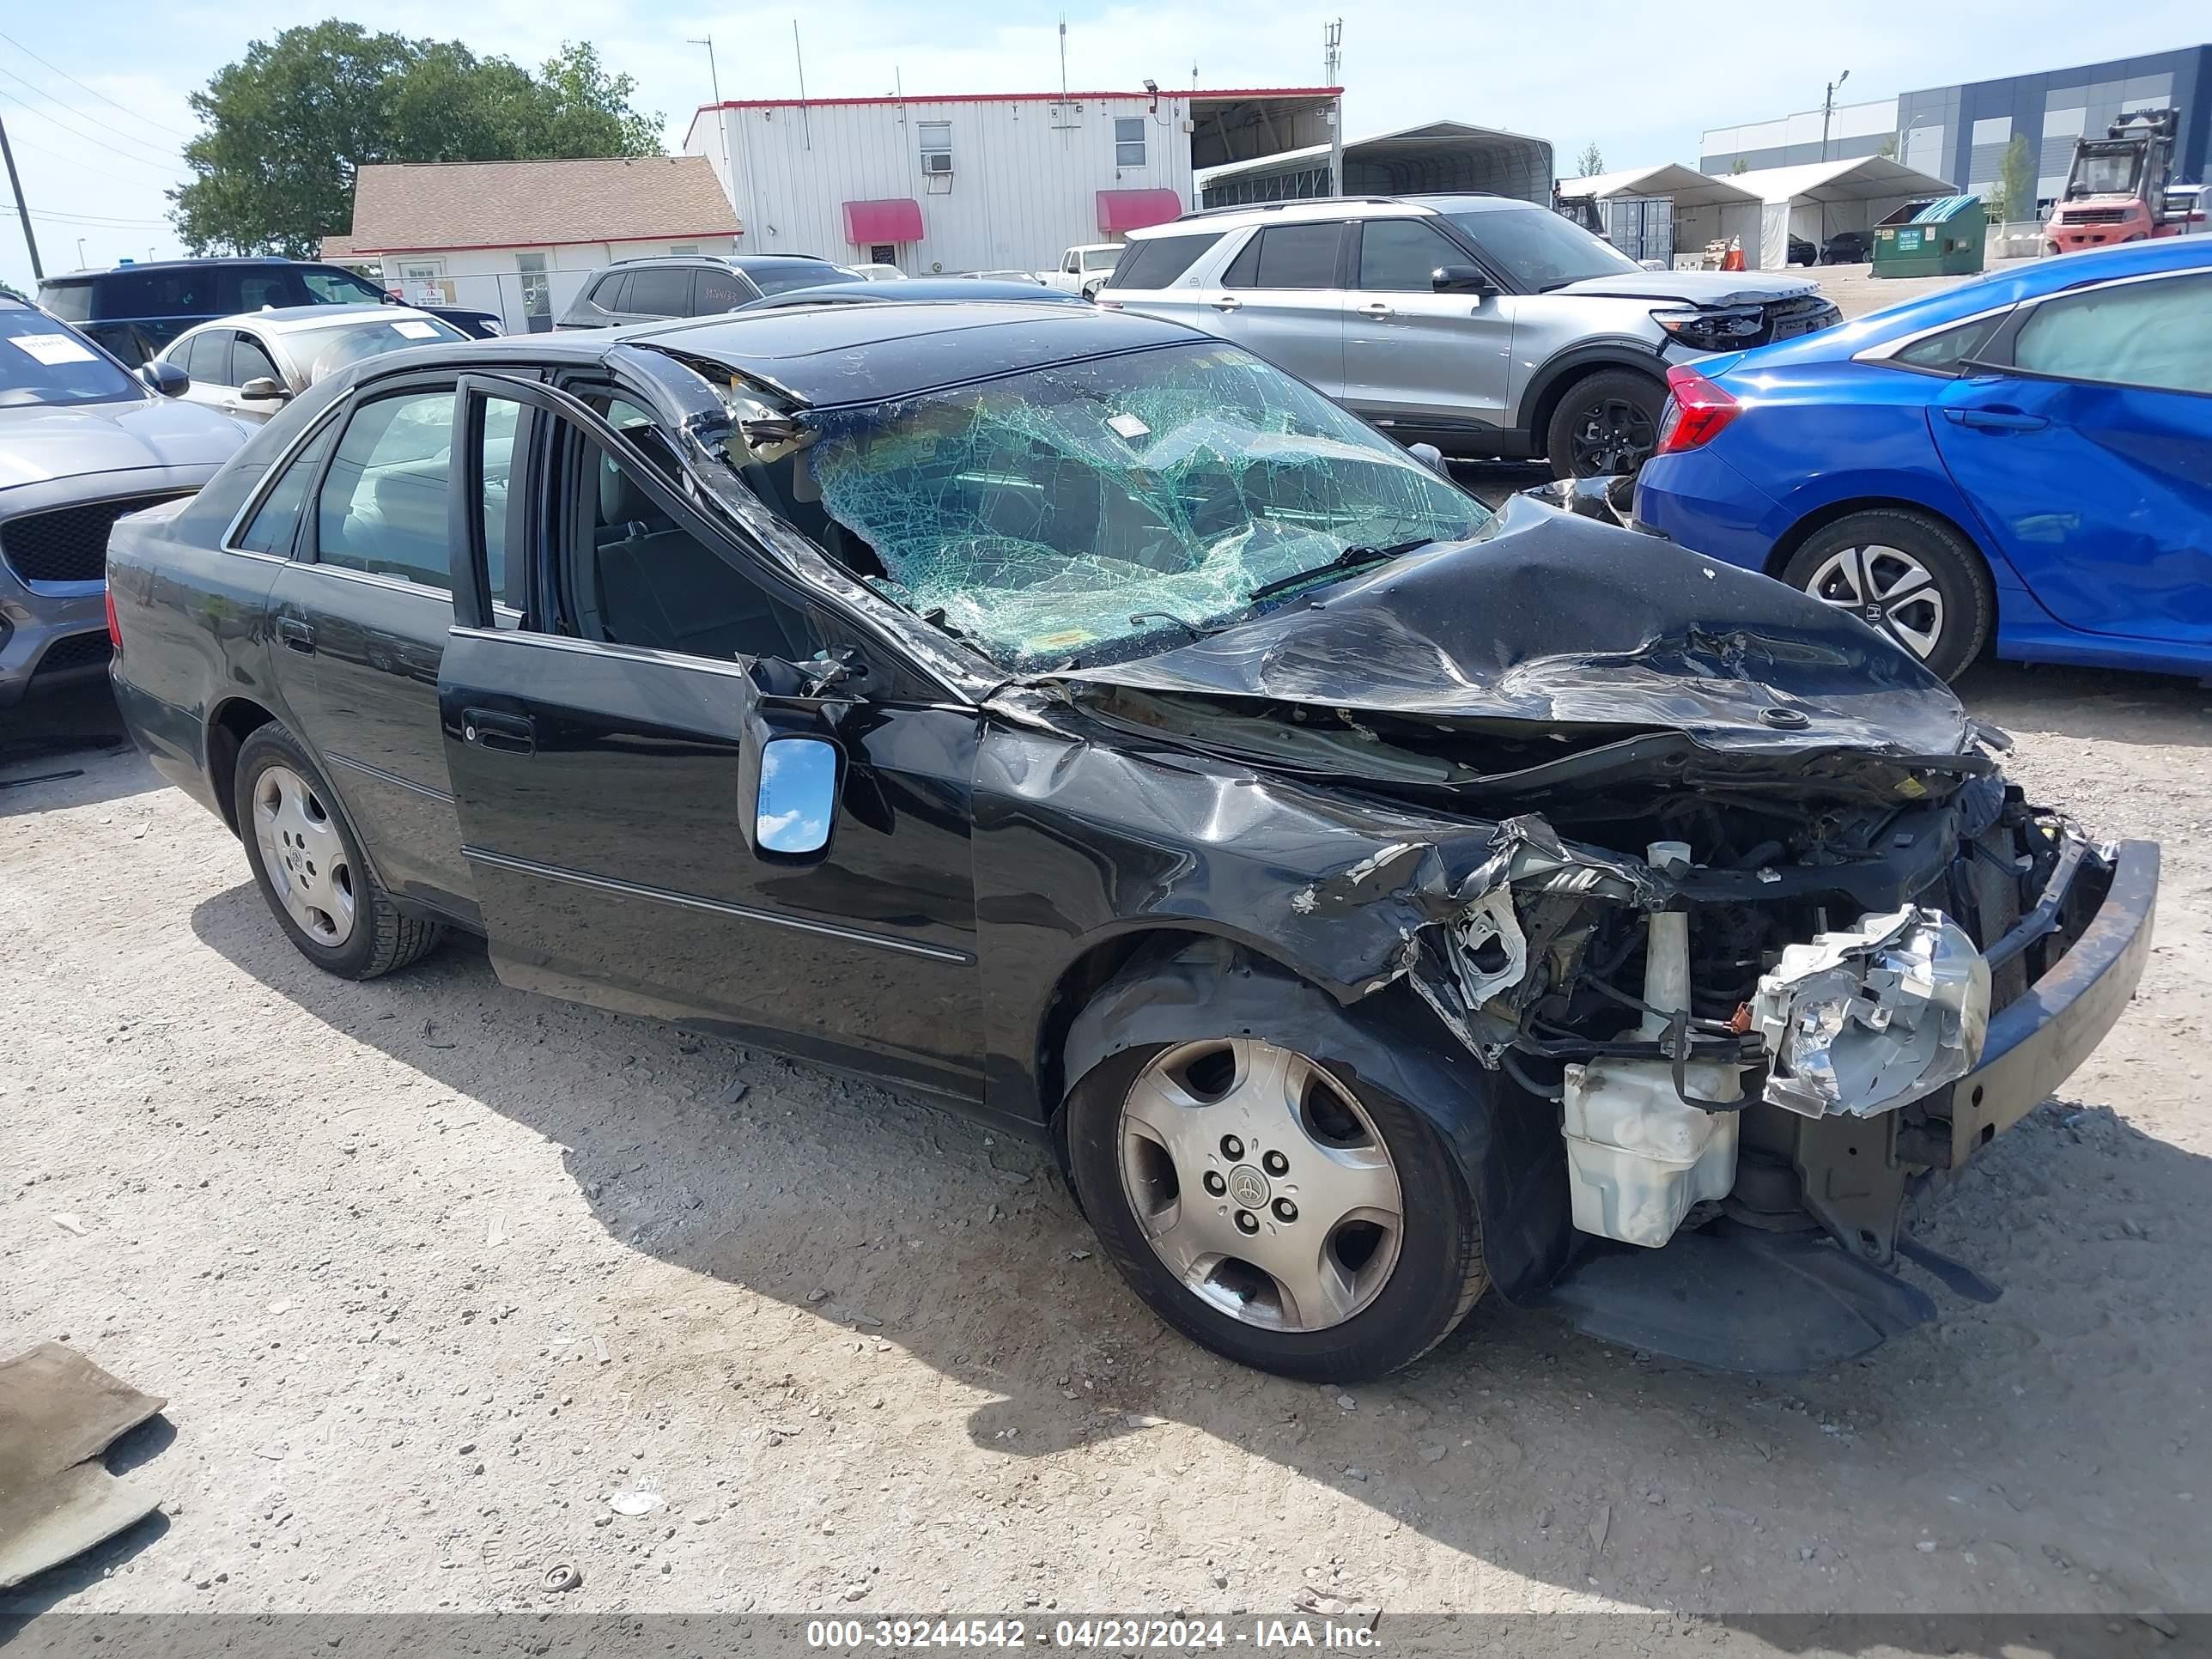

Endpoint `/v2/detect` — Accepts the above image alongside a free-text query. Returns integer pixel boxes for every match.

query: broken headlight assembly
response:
[1654,305,1769,353]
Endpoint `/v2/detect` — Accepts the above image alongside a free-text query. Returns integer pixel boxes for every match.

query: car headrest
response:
[599,454,654,526]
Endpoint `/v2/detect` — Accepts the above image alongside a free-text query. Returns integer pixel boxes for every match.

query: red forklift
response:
[2044,107,2192,254]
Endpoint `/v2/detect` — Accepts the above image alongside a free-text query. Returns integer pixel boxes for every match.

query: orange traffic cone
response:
[1721,238,1746,272]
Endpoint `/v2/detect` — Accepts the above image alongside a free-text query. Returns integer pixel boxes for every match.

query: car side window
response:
[556,417,814,663]
[2009,273,2212,396]
[187,331,238,386]
[589,272,629,312]
[1242,223,1344,290]
[237,272,291,311]
[1218,232,1261,289]
[623,267,692,316]
[693,267,751,314]
[314,389,457,591]
[231,332,282,386]
[1893,314,2008,374]
[1357,220,1465,292]
[479,395,533,615]
[236,418,341,557]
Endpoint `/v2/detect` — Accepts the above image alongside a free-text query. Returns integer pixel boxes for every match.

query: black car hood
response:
[1058,495,1971,759]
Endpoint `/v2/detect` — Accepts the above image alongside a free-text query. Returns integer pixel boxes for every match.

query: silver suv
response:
[1097,195,1839,477]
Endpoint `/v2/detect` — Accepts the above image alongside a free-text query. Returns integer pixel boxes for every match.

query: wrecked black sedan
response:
[106,301,2158,1380]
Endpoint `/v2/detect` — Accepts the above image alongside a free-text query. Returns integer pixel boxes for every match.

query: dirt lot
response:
[3,654,2208,1628]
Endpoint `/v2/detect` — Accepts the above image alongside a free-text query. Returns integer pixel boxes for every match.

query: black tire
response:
[233,722,443,980]
[1066,1038,1487,1382]
[1778,507,1994,682]
[1544,368,1667,480]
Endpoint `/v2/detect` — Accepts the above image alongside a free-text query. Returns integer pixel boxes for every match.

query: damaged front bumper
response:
[1531,836,2158,1371]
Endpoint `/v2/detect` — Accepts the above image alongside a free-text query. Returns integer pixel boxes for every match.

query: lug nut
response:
[1202,1170,1227,1197]
[1220,1134,1244,1159]
[1234,1210,1259,1235]
[1273,1198,1297,1224]
[1262,1150,1289,1176]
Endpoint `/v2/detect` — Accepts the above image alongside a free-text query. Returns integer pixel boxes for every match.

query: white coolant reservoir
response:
[1559,841,1743,1249]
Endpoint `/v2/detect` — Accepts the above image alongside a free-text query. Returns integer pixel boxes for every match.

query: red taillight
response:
[1654,363,1741,456]
[106,587,122,651]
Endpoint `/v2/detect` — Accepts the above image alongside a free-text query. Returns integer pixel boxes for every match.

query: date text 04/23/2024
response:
[805,1619,1382,1650]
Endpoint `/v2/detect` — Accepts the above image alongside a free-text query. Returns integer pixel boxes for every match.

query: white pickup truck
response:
[1037,244,1123,298]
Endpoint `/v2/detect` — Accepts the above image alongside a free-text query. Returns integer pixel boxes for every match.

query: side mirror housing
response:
[1407,441,1447,473]
[1432,264,1497,296]
[139,360,190,398]
[239,376,292,402]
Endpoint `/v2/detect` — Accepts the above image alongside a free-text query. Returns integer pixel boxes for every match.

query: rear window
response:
[39,280,94,322]
[1107,232,1224,291]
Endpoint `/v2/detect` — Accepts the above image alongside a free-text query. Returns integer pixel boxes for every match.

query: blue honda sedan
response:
[1633,238,2212,681]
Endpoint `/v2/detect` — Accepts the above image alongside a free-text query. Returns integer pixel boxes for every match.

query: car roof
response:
[1128,191,1530,239]
[163,306,448,348]
[744,279,1087,309]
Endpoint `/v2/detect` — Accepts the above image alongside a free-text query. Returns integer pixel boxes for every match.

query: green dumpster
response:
[1871,195,1986,277]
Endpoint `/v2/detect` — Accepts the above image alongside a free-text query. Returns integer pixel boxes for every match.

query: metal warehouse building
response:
[1700,42,2210,211]
[682,87,1341,277]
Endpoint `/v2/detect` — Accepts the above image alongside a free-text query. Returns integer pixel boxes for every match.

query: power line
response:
[2,203,167,228]
[0,68,183,169]
[0,118,178,189]
[0,89,182,179]
[0,29,197,143]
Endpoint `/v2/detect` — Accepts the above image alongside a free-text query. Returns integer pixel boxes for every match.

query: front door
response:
[435,374,986,1098]
[1340,217,1514,437]
[1930,265,2212,647]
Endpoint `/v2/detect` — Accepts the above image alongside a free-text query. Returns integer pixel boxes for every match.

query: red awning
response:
[1096,188,1184,233]
[842,198,924,245]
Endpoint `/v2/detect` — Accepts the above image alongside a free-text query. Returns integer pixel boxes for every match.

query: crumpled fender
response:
[1057,935,1573,1301]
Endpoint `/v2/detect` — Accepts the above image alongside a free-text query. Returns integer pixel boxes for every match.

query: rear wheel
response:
[1066,1033,1486,1381]
[234,723,442,979]
[1545,368,1666,479]
[1779,507,1993,682]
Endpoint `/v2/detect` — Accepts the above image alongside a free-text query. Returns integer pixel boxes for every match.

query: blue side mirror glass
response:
[755,737,837,854]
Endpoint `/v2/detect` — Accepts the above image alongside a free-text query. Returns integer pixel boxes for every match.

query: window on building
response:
[919,121,952,174]
[515,251,550,325]
[1115,117,1146,168]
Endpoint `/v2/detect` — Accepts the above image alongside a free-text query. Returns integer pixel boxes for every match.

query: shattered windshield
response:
[754,342,1489,670]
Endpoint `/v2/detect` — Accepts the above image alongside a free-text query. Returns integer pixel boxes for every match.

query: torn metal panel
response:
[1752,907,1992,1120]
[0,1343,167,1589]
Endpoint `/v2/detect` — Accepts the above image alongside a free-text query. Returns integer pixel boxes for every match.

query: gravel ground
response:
[3,654,2208,1629]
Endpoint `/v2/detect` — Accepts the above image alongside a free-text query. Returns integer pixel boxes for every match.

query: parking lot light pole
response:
[0,108,41,281]
[1822,69,1850,162]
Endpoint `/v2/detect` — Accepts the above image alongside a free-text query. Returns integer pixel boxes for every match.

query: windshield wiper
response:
[1248,538,1432,603]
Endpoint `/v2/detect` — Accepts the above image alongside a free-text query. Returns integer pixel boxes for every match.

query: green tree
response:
[1729,156,1750,175]
[170,21,663,257]
[1990,133,2036,224]
[1876,134,1898,160]
[1576,142,1605,177]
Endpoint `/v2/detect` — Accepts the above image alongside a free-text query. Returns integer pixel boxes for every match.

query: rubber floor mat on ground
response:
[0,1343,166,1589]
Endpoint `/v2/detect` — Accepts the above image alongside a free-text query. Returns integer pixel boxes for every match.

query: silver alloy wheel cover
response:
[1116,1038,1405,1333]
[1803,544,1946,660]
[252,764,356,947]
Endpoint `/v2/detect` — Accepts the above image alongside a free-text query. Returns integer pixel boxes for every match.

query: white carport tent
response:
[1729,156,1960,270]
[1555,164,1762,264]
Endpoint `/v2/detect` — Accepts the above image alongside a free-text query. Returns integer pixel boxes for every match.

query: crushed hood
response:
[1060,493,1972,759]
[0,396,246,491]
[1554,270,1822,306]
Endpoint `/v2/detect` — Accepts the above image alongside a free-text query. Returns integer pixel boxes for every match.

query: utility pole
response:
[1323,19,1344,198]
[0,108,41,283]
[1821,69,1850,162]
[686,36,729,189]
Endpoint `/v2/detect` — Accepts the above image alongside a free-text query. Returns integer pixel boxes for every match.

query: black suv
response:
[556,253,863,328]
[38,258,501,365]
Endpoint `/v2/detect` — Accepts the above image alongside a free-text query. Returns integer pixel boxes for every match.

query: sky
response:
[3,1,2207,293]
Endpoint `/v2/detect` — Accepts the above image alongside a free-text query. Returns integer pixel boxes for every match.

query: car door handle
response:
[460,708,536,755]
[1208,295,1242,311]
[276,617,314,654]
[1355,301,1393,317]
[1943,406,2049,432]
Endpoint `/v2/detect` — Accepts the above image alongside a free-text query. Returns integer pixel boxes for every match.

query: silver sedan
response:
[152,304,465,423]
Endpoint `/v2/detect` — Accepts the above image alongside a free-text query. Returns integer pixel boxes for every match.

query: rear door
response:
[1930,265,2212,646]
[434,374,986,1098]
[269,372,485,918]
[1340,216,1514,435]
[692,265,758,316]
[1204,222,1348,396]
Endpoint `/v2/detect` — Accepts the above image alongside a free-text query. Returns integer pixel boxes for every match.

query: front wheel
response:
[1066,1035,1486,1381]
[1779,507,1994,682]
[1545,368,1666,479]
